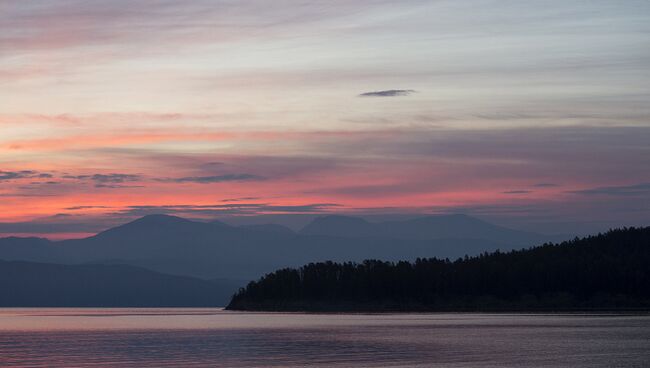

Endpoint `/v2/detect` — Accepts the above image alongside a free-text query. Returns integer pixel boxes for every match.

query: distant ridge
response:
[0,260,234,307]
[299,214,551,244]
[300,215,373,237]
[0,214,566,280]
[238,224,295,235]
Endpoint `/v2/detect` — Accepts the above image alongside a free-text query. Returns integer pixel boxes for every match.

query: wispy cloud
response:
[159,174,265,184]
[221,197,260,202]
[64,205,111,211]
[533,183,559,188]
[116,203,341,217]
[1,1,649,237]
[0,170,52,181]
[62,173,141,188]
[358,89,416,97]
[94,184,145,189]
[502,190,532,194]
[570,183,650,196]
[90,173,140,183]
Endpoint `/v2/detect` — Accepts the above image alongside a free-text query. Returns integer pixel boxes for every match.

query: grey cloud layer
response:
[62,173,140,183]
[118,203,340,217]
[158,174,265,184]
[0,170,52,181]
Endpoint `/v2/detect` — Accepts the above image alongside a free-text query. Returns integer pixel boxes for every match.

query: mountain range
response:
[299,214,553,244]
[0,214,563,278]
[0,214,567,306]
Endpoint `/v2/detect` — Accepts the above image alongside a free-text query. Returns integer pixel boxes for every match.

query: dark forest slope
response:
[227,227,650,311]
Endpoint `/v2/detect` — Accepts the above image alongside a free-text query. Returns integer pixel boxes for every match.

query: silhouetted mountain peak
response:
[131,214,193,226]
[92,214,207,241]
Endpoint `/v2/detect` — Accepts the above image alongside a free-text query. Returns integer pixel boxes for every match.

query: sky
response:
[1,0,649,238]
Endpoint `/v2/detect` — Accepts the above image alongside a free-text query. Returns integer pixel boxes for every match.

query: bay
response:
[0,309,648,367]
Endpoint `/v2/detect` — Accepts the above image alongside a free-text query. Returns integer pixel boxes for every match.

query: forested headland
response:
[227,227,650,311]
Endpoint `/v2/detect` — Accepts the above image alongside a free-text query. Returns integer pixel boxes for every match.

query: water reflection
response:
[0,309,648,367]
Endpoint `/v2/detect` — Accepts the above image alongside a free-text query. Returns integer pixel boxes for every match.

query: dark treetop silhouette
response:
[227,227,650,311]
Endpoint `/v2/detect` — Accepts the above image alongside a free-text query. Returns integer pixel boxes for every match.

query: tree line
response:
[227,227,650,311]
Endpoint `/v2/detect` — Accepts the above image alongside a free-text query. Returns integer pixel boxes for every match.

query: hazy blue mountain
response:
[300,215,375,237]
[0,260,235,307]
[300,214,552,245]
[238,224,295,235]
[0,237,64,263]
[0,214,564,280]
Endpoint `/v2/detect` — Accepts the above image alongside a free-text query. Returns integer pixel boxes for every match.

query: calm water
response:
[0,309,648,367]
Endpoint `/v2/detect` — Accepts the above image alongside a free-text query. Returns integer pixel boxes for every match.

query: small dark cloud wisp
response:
[65,205,110,210]
[91,174,140,183]
[221,197,260,202]
[0,170,52,181]
[61,173,142,189]
[358,89,416,97]
[533,183,559,188]
[502,190,532,194]
[95,184,144,189]
[161,174,265,184]
[63,173,141,183]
